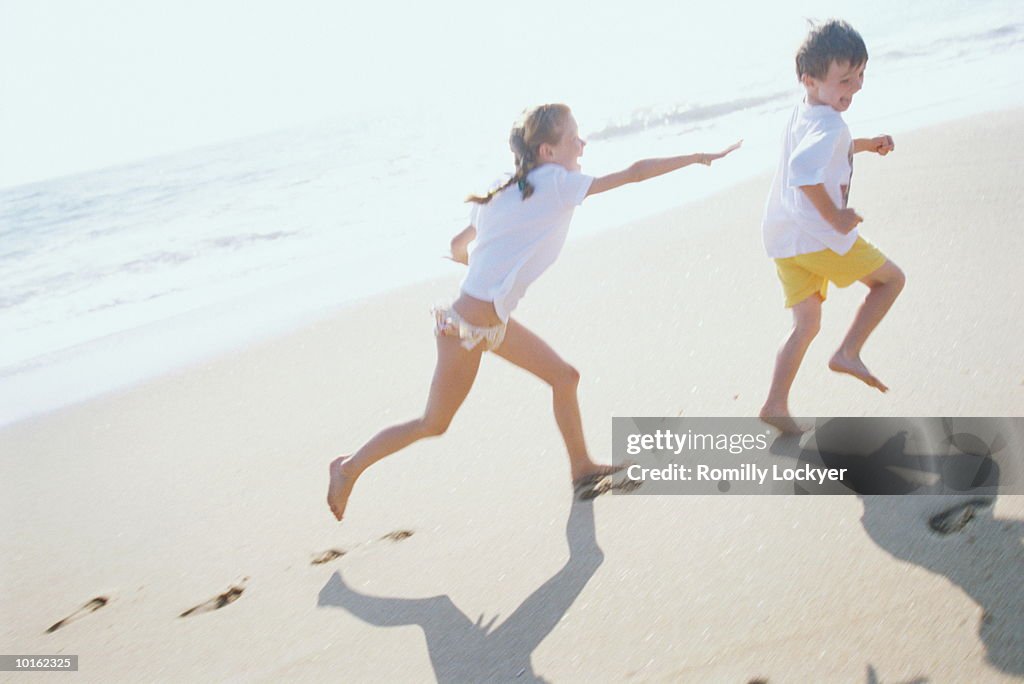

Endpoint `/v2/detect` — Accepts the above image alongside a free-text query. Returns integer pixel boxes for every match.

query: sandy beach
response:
[2,109,1022,682]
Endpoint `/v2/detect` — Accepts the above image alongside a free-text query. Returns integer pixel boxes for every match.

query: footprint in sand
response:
[311,549,346,565]
[928,498,994,535]
[179,578,249,618]
[46,596,109,634]
[310,532,412,567]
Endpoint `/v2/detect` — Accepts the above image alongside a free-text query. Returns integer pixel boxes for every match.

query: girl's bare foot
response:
[571,461,626,485]
[829,351,888,392]
[327,456,360,522]
[759,406,808,435]
[572,462,630,500]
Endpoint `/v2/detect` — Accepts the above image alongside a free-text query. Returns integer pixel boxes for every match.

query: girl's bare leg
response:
[327,335,484,521]
[492,319,621,483]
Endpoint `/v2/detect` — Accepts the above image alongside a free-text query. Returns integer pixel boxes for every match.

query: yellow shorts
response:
[774,237,887,307]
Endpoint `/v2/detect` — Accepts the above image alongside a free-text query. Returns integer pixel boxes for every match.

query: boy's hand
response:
[867,134,895,156]
[799,184,861,234]
[830,208,864,234]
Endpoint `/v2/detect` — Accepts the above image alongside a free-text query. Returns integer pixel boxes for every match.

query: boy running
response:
[760,20,906,434]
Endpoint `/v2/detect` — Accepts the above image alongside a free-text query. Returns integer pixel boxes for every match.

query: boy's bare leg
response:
[760,294,822,434]
[829,260,905,392]
[492,319,623,483]
[327,335,484,521]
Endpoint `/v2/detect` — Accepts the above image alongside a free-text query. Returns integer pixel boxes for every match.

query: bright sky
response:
[1,0,806,189]
[4,0,996,189]
[0,1,455,187]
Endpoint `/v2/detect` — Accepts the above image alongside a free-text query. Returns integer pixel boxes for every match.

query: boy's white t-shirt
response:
[461,163,593,322]
[762,100,857,258]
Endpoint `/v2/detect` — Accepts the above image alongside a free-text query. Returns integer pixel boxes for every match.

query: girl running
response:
[328,103,740,521]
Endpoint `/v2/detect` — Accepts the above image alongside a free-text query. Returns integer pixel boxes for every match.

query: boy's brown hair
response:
[796,20,868,80]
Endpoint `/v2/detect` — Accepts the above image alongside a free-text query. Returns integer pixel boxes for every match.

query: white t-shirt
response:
[762,100,857,258]
[461,164,593,322]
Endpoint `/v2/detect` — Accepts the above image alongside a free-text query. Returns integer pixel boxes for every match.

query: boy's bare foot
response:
[829,352,888,392]
[758,407,808,435]
[327,456,360,522]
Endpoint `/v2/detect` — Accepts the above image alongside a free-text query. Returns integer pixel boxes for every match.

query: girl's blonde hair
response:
[466,103,572,204]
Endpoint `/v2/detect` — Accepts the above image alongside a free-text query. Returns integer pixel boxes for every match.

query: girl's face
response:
[542,115,586,172]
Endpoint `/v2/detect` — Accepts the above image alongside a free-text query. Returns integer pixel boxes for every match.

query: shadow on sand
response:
[318,499,603,682]
[770,417,1024,676]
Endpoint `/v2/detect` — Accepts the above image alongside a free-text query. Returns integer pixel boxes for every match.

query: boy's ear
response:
[799,73,817,89]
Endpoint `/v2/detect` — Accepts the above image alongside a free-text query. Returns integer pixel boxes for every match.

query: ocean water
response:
[1,0,1022,426]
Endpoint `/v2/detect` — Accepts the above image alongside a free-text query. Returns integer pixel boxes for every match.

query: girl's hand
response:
[444,225,476,265]
[701,140,743,165]
[444,243,469,265]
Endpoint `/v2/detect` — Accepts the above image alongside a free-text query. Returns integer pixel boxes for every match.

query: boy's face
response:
[802,60,865,112]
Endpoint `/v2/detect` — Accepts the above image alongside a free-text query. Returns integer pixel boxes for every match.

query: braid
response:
[512,140,541,201]
[465,104,570,205]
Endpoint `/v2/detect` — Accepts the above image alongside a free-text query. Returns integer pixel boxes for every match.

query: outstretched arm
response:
[586,140,742,197]
[445,225,477,265]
